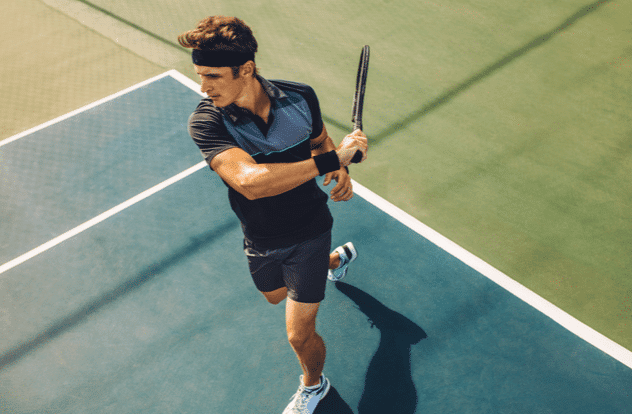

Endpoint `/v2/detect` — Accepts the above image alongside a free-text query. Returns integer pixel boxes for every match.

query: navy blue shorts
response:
[243,230,331,304]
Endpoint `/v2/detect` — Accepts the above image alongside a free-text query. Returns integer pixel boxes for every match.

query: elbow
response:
[235,175,262,200]
[241,188,260,201]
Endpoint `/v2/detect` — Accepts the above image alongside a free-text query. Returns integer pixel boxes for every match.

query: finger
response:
[330,174,350,195]
[330,179,346,196]
[332,182,353,201]
[334,188,354,202]
[324,171,339,186]
[352,129,365,137]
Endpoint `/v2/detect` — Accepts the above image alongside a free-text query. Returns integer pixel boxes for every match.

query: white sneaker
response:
[282,374,331,414]
[327,242,357,281]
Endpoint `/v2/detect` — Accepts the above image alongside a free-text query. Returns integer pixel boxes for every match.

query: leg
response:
[329,252,340,270]
[327,242,357,281]
[286,297,326,387]
[262,286,287,305]
[244,237,289,304]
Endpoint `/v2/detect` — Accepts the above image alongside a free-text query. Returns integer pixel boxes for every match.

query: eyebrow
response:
[198,72,222,78]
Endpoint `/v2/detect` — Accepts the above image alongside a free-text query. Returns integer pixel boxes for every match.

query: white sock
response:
[304,379,322,390]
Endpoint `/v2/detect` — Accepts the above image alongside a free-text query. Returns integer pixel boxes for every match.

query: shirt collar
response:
[221,75,287,123]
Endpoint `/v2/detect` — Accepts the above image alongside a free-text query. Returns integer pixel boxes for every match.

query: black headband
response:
[191,49,255,67]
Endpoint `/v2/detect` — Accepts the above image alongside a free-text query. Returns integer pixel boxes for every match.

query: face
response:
[195,65,245,107]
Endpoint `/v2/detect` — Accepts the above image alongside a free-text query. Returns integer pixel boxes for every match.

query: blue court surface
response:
[1,71,631,414]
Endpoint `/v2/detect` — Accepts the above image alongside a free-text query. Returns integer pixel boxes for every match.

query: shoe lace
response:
[288,384,317,412]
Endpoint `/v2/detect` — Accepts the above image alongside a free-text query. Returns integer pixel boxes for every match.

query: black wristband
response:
[314,150,341,176]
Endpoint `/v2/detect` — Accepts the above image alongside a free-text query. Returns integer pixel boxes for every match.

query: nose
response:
[200,78,213,95]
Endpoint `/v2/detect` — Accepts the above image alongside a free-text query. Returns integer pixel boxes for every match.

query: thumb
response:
[323,173,332,186]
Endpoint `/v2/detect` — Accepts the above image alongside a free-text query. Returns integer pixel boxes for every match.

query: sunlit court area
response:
[1,1,631,413]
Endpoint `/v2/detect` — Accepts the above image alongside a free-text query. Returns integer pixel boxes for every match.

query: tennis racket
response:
[350,45,370,164]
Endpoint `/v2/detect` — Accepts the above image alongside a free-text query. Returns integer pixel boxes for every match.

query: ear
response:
[241,60,256,77]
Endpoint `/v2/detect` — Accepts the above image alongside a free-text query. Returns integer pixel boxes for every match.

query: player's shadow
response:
[334,282,427,414]
[313,385,355,414]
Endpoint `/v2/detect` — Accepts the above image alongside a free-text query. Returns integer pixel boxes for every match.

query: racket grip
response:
[350,150,363,164]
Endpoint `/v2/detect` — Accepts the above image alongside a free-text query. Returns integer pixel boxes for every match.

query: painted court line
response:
[352,180,632,370]
[0,70,205,277]
[0,70,178,149]
[2,71,630,371]
[170,71,632,369]
[0,161,206,277]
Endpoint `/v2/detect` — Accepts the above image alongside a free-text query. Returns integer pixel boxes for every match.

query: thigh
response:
[282,231,331,304]
[286,296,320,339]
[243,238,286,293]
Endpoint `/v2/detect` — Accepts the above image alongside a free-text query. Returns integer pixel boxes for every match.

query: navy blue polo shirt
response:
[187,75,333,248]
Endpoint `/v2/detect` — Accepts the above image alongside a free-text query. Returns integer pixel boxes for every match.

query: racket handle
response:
[350,120,364,164]
[350,150,363,164]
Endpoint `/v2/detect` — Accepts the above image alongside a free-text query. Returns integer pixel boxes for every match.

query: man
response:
[178,16,367,413]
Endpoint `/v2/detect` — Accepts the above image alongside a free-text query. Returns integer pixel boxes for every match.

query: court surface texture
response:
[1,72,630,413]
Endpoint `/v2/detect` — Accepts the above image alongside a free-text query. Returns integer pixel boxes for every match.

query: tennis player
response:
[178,16,367,414]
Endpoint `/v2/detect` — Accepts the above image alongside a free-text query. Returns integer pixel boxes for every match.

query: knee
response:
[262,287,287,305]
[287,329,315,351]
[266,296,284,305]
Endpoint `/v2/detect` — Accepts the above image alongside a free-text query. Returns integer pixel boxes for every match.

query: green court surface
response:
[0,72,630,413]
[1,0,631,410]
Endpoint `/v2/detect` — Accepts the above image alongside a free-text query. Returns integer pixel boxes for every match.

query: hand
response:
[336,129,368,167]
[323,168,353,202]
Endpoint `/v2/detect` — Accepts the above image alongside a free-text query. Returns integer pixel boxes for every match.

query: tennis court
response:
[1,0,631,413]
[0,70,630,413]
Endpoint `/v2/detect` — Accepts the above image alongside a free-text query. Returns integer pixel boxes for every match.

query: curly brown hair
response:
[178,16,258,54]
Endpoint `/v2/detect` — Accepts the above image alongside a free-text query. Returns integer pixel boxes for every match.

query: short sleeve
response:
[300,86,324,139]
[269,80,324,140]
[187,99,239,168]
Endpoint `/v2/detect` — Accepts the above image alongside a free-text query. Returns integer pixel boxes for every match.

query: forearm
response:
[311,134,337,156]
[215,126,366,200]
[236,158,321,200]
[311,127,367,166]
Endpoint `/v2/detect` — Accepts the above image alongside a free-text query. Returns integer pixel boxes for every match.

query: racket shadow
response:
[335,281,427,414]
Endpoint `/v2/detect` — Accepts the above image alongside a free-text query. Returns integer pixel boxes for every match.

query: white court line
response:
[351,180,632,370]
[156,70,632,370]
[0,69,206,277]
[0,70,179,149]
[2,70,631,370]
[0,161,206,277]
[168,70,205,97]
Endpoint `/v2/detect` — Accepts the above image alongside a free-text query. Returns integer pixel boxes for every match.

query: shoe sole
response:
[341,242,357,263]
[328,243,357,282]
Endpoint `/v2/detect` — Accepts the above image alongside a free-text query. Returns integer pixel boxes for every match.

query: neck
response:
[234,76,270,121]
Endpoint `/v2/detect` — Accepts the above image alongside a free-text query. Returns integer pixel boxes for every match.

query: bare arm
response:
[211,126,367,200]
[310,125,337,156]
[311,125,368,165]
[210,148,320,200]
[311,125,366,202]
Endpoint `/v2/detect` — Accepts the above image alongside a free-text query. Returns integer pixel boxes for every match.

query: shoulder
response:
[188,98,228,136]
[189,98,223,124]
[269,79,319,102]
[268,79,323,138]
[269,79,315,93]
[187,98,234,148]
